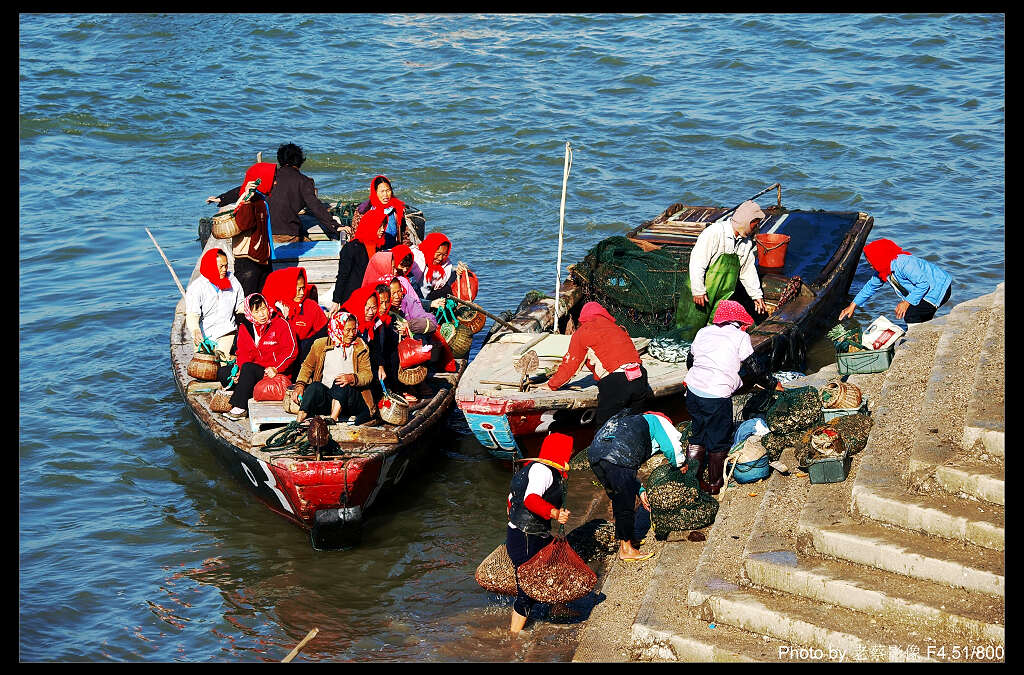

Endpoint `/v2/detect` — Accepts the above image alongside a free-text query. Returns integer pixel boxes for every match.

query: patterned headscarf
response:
[242,293,273,338]
[328,311,355,345]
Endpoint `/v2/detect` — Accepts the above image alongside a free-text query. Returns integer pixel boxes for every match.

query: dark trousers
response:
[595,367,654,429]
[300,381,372,423]
[506,525,551,618]
[233,257,272,298]
[684,389,734,454]
[219,361,265,411]
[590,459,644,543]
[904,286,952,324]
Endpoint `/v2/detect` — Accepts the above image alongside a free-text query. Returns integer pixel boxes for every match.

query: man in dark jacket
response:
[208,143,344,243]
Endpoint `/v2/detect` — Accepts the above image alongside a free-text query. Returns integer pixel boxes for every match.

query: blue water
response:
[19,13,1003,661]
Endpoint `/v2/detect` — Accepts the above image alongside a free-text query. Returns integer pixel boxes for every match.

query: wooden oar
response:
[146,227,186,300]
[281,627,319,663]
[445,295,523,333]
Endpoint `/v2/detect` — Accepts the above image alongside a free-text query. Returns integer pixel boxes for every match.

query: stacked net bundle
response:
[571,236,692,338]
[516,535,598,603]
[644,459,719,538]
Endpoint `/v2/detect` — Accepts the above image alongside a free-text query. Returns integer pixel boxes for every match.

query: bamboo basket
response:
[397,365,427,386]
[820,380,862,409]
[187,352,221,381]
[210,389,233,413]
[446,323,474,359]
[378,392,410,426]
[282,384,301,414]
[211,209,242,239]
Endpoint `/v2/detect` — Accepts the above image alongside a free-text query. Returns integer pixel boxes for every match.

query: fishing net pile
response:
[644,458,719,538]
[571,236,693,338]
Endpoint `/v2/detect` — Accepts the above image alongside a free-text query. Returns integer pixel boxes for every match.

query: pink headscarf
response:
[712,300,754,330]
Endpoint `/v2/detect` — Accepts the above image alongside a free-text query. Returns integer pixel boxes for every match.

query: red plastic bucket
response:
[755,233,791,268]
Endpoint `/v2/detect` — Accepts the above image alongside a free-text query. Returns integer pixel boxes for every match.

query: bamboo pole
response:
[445,295,522,333]
[281,627,319,663]
[145,227,186,300]
[553,141,572,334]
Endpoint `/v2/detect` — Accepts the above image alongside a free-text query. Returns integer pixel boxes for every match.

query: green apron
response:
[674,253,741,342]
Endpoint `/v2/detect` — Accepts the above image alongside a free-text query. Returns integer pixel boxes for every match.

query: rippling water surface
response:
[19,13,1003,661]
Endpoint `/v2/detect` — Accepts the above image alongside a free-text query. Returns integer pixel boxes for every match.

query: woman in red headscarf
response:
[545,301,654,429]
[261,266,328,376]
[505,432,574,636]
[340,285,384,413]
[411,232,469,306]
[839,239,953,324]
[361,243,414,288]
[185,248,245,356]
[353,174,407,251]
[330,213,387,316]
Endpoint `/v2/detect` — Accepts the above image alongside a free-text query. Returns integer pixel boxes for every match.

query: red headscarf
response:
[359,175,406,245]
[863,239,908,282]
[261,266,307,318]
[535,432,575,478]
[712,300,754,330]
[391,244,413,269]
[578,301,616,324]
[374,284,393,326]
[419,232,452,282]
[351,212,386,260]
[200,248,232,291]
[341,285,379,335]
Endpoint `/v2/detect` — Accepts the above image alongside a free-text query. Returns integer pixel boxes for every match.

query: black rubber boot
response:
[700,451,728,495]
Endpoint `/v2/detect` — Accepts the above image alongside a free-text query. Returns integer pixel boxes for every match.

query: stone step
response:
[851,482,1003,551]
[962,283,1004,457]
[798,509,1004,597]
[742,547,1004,645]
[695,585,935,662]
[928,457,1004,506]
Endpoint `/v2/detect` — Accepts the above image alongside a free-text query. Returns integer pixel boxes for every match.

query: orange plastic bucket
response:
[755,233,791,268]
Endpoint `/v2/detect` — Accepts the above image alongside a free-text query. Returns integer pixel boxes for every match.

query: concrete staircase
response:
[632,283,1004,662]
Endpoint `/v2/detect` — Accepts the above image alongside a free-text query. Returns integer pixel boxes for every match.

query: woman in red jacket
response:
[545,302,653,428]
[221,293,299,421]
[261,266,328,377]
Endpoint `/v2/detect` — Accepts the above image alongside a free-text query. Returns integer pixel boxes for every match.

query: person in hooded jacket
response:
[219,293,298,421]
[587,411,686,561]
[185,248,245,357]
[352,174,408,250]
[545,301,654,429]
[261,266,328,376]
[684,300,778,495]
[289,311,376,425]
[330,215,386,316]
[839,238,953,324]
[505,432,574,636]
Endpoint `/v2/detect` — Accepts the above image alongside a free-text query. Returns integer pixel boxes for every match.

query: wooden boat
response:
[171,205,464,550]
[456,186,874,460]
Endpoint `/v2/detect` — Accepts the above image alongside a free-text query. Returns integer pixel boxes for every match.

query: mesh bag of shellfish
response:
[765,386,824,435]
[516,535,598,604]
[644,459,719,537]
[474,543,518,596]
[827,413,873,455]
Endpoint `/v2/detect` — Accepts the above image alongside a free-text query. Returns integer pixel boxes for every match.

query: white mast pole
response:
[554,141,572,334]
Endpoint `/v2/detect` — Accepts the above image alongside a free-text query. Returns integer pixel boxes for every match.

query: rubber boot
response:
[700,451,728,495]
[686,443,705,479]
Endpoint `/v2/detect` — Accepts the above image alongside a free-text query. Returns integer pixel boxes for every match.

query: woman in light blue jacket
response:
[839,239,952,324]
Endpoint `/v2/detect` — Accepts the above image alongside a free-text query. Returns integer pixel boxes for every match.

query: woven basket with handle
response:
[397,365,427,386]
